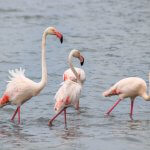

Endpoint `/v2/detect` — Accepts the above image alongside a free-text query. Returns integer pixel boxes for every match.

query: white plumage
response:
[5,68,39,106]
[103,77,147,99]
[63,67,86,84]
[54,80,82,112]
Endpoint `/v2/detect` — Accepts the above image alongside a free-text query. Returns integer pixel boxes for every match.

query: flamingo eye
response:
[52,29,55,32]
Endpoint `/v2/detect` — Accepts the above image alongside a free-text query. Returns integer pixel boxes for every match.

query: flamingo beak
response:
[55,31,63,43]
[80,55,84,66]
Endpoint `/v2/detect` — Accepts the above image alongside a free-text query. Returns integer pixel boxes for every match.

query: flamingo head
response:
[54,99,65,113]
[45,27,63,43]
[72,49,84,66]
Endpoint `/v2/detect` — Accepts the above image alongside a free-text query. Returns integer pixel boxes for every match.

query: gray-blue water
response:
[0,0,150,149]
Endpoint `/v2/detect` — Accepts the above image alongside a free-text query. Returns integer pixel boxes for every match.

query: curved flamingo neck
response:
[149,72,150,95]
[143,73,150,101]
[68,51,80,82]
[142,92,150,101]
[38,31,48,91]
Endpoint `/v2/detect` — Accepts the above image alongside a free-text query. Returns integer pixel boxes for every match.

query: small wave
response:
[0,60,20,64]
[0,8,22,13]
[105,53,120,58]
[16,15,44,20]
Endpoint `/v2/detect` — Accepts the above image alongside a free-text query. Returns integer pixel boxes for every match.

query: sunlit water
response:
[0,0,150,149]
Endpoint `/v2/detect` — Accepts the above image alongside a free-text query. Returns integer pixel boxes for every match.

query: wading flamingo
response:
[62,59,85,109]
[103,75,150,119]
[48,49,85,127]
[0,27,63,124]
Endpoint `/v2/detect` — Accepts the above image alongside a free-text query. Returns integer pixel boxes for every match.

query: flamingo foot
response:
[106,98,122,115]
[48,108,65,126]
[130,114,134,121]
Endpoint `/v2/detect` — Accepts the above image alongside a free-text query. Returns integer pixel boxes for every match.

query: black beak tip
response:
[80,60,84,66]
[60,36,63,43]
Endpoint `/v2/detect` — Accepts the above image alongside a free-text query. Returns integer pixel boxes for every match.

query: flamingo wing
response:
[103,77,147,98]
[63,67,86,84]
[4,68,37,106]
[54,80,82,112]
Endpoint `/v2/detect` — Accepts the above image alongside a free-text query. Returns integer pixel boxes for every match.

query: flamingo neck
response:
[68,51,80,82]
[149,72,150,95]
[38,31,47,91]
[143,73,150,101]
[142,92,150,101]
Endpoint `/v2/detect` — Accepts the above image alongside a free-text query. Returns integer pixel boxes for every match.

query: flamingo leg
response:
[11,106,20,122]
[130,100,134,120]
[76,100,79,110]
[18,106,21,124]
[48,108,65,126]
[64,108,67,128]
[106,98,122,115]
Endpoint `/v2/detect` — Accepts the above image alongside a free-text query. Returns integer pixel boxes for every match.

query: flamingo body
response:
[54,80,82,112]
[1,68,40,107]
[63,67,86,84]
[103,77,147,99]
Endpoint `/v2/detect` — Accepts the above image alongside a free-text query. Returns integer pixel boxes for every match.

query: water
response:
[0,0,150,149]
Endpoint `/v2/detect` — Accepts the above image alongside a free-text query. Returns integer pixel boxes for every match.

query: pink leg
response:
[48,108,65,126]
[130,100,134,120]
[76,100,79,110]
[18,106,20,124]
[64,108,67,127]
[106,98,122,115]
[11,106,20,122]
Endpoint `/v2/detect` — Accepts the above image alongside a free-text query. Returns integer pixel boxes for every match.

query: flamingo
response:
[48,49,85,127]
[62,58,85,110]
[0,26,63,124]
[103,75,150,119]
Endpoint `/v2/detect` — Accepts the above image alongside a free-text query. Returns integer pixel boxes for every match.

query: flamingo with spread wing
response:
[0,26,63,124]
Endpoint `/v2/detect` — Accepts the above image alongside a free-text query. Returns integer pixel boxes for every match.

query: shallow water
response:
[0,0,150,149]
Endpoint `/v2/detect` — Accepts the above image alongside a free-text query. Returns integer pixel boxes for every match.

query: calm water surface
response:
[0,0,150,149]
